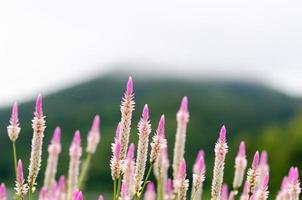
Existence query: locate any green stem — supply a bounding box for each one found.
[137,165,153,200]
[78,153,93,190]
[12,142,18,176]
[157,178,162,200]
[115,176,122,200]
[113,180,117,200]
[28,188,33,200]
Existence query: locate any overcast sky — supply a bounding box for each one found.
[1,0,302,106]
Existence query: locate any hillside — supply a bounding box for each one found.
[0,75,299,193]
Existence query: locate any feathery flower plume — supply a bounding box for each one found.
[165,178,174,200]
[232,141,247,192]
[144,182,156,200]
[39,187,47,200]
[44,127,62,191]
[7,102,21,142]
[174,159,189,200]
[110,123,123,181]
[257,151,269,189]
[134,105,152,194]
[247,151,259,196]
[221,184,228,200]
[276,167,301,200]
[254,173,269,200]
[67,131,82,200]
[0,183,7,200]
[98,194,104,200]
[240,181,249,200]
[28,94,46,194]
[191,150,206,200]
[122,143,136,199]
[86,115,101,154]
[15,160,28,198]
[120,76,135,159]
[211,125,228,200]
[120,181,130,200]
[150,115,166,164]
[172,97,189,179]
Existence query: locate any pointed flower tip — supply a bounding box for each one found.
[125,76,133,96]
[98,194,104,200]
[17,159,23,178]
[114,142,121,158]
[252,151,260,169]
[0,183,5,197]
[73,130,81,145]
[127,143,135,159]
[142,104,149,120]
[58,176,65,189]
[52,127,61,144]
[11,102,19,123]
[147,182,155,192]
[219,125,226,143]
[92,115,100,131]
[167,178,173,193]
[157,114,165,136]
[179,159,187,178]
[221,184,228,198]
[180,96,188,112]
[35,94,43,116]
[262,173,269,189]
[260,150,268,165]
[115,122,122,140]
[238,141,246,157]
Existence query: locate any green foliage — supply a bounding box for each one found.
[0,75,299,195]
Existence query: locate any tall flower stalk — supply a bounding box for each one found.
[79,115,101,189]
[15,160,28,199]
[232,141,247,195]
[191,150,206,200]
[120,77,135,159]
[67,131,82,200]
[211,125,228,200]
[174,159,189,200]
[134,105,152,195]
[257,151,269,189]
[27,94,46,199]
[122,143,136,199]
[7,102,21,176]
[172,97,189,179]
[246,151,260,197]
[43,127,62,192]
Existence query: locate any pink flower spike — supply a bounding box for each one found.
[114,142,121,160]
[243,181,249,195]
[73,130,81,145]
[11,102,19,124]
[98,194,104,200]
[39,187,47,199]
[58,176,66,191]
[52,127,61,144]
[147,182,155,192]
[0,183,6,198]
[73,191,83,200]
[221,184,228,200]
[167,178,173,193]
[115,122,122,141]
[127,143,135,159]
[180,96,188,112]
[17,159,24,182]
[142,104,149,121]
[92,115,100,131]
[238,141,246,157]
[218,125,226,143]
[126,76,133,96]
[252,151,260,169]
[261,173,269,190]
[35,94,43,116]
[260,151,268,165]
[157,115,165,137]
[179,159,187,179]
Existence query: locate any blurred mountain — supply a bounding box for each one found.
[0,74,299,193]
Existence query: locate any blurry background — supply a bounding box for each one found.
[0,0,302,198]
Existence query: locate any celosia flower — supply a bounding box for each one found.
[7,102,21,142]
[98,194,104,200]
[120,181,130,200]
[165,178,174,200]
[110,122,123,180]
[67,131,82,200]
[120,76,135,159]
[144,182,156,200]
[73,190,83,200]
[174,159,189,200]
[172,97,189,179]
[150,115,166,164]
[44,127,62,191]
[0,183,7,200]
[122,143,136,199]
[86,115,101,154]
[221,184,228,200]
[257,151,269,189]
[254,173,269,200]
[15,160,28,198]
[211,125,228,200]
[233,141,247,191]
[39,187,47,200]
[58,176,67,200]
[247,151,259,196]
[191,150,206,200]
[240,181,250,200]
[134,105,152,194]
[28,94,46,193]
[276,167,301,200]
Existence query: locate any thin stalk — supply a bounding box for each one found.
[28,188,33,200]
[78,153,93,190]
[12,142,18,176]
[137,165,153,200]
[116,176,122,200]
[113,180,117,200]
[157,178,163,200]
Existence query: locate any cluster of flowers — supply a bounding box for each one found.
[0,76,300,200]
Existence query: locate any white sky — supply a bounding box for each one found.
[1,0,302,106]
